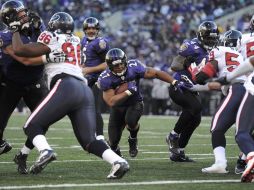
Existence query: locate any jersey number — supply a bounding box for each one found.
[62,43,81,65]
[246,41,254,58]
[225,52,240,72]
[38,33,51,44]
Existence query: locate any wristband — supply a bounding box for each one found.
[41,55,47,63]
[124,90,132,96]
[172,80,177,85]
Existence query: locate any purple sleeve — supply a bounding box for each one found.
[178,40,195,57]
[97,71,112,91]
[0,31,12,49]
[94,38,110,55]
[131,60,146,78]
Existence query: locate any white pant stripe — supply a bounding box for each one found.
[235,91,249,134]
[211,86,232,131]
[24,79,62,128]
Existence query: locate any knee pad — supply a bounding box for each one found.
[126,123,140,131]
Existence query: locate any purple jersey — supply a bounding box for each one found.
[98,59,146,106]
[0,26,45,86]
[81,36,110,85]
[174,38,208,83]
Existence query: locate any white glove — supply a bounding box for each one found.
[9,21,21,33]
[42,50,66,64]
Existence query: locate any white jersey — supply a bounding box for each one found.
[37,31,86,87]
[239,33,254,60]
[210,46,246,82]
[209,46,246,95]
[240,33,254,95]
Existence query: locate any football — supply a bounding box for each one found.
[115,83,128,94]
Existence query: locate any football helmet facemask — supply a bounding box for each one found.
[197,21,220,50]
[48,12,74,34]
[105,48,127,76]
[83,17,100,40]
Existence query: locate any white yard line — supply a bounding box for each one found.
[0,179,240,189]
[0,156,238,164]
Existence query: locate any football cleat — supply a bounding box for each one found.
[0,139,12,155]
[235,156,246,175]
[202,162,229,174]
[30,149,57,174]
[107,160,130,179]
[170,150,194,162]
[128,137,138,158]
[166,133,180,154]
[13,152,28,174]
[241,153,254,183]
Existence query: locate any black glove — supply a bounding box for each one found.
[213,76,230,85]
[127,81,138,95]
[28,11,42,29]
[172,80,193,93]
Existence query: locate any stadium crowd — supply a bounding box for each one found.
[1,0,254,116]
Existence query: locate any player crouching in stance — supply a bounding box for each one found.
[97,48,192,158]
[10,12,129,179]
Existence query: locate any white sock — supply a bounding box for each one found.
[240,153,246,160]
[96,135,105,140]
[102,149,125,164]
[32,135,52,152]
[213,146,227,164]
[20,145,31,155]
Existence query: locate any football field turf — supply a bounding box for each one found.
[0,114,253,189]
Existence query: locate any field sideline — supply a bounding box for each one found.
[0,114,253,190]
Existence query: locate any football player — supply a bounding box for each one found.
[11,12,130,179]
[0,0,63,175]
[166,21,220,162]
[192,30,246,173]
[81,17,109,140]
[97,48,192,158]
[215,16,254,182]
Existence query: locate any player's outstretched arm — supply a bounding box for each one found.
[12,31,50,57]
[82,62,107,75]
[144,67,175,83]
[226,57,254,81]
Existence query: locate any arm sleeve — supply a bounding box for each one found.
[227,58,254,81]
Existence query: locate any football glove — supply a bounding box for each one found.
[172,80,193,93]
[9,20,21,33]
[28,11,42,30]
[42,50,66,64]
[125,81,138,96]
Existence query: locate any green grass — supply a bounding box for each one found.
[0,114,252,189]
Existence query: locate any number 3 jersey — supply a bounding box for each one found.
[37,31,86,87]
